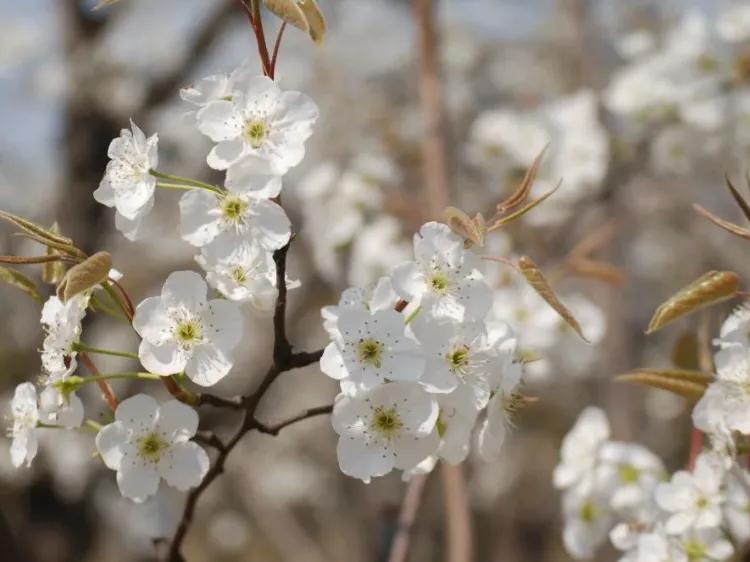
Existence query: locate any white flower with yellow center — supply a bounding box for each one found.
[320,307,425,395]
[561,488,614,559]
[133,271,243,387]
[655,452,725,535]
[196,74,318,174]
[179,168,290,252]
[93,120,158,240]
[553,407,611,494]
[594,442,665,513]
[95,394,209,503]
[392,222,491,322]
[332,382,439,482]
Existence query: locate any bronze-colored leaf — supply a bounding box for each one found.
[646,270,740,334]
[264,0,308,31]
[0,210,85,258]
[671,330,700,371]
[488,180,561,230]
[57,251,112,302]
[42,223,66,285]
[298,0,325,44]
[0,255,67,265]
[693,204,750,240]
[616,369,712,400]
[0,266,42,303]
[443,206,486,247]
[495,145,548,214]
[517,256,588,342]
[725,176,750,223]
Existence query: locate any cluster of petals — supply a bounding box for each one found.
[321,221,523,482]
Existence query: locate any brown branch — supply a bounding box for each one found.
[387,473,429,562]
[194,431,227,453]
[255,404,333,435]
[270,21,288,77]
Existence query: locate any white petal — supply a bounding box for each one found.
[112,178,155,220]
[158,442,209,491]
[320,343,349,380]
[178,190,222,247]
[115,393,159,433]
[161,271,208,311]
[133,296,172,344]
[249,199,292,250]
[394,431,440,470]
[95,421,129,470]
[196,100,239,141]
[11,428,37,468]
[115,210,148,241]
[117,461,161,502]
[225,164,281,196]
[156,400,199,442]
[336,436,394,482]
[202,299,244,352]
[185,343,233,386]
[93,177,115,207]
[207,139,245,170]
[139,339,187,376]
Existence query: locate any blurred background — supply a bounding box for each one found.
[1,0,750,560]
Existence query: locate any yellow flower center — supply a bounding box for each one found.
[371,407,402,439]
[446,347,470,374]
[221,196,248,224]
[357,339,383,368]
[231,267,247,284]
[429,273,450,294]
[175,319,202,347]
[137,433,167,462]
[618,464,640,484]
[243,119,268,148]
[579,501,597,523]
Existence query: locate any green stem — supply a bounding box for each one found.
[101,281,133,322]
[404,305,422,325]
[150,170,222,194]
[73,343,139,361]
[156,182,198,191]
[85,372,162,383]
[84,419,103,432]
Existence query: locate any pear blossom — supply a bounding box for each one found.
[655,452,725,535]
[40,293,89,382]
[133,271,244,387]
[38,386,84,429]
[196,74,318,173]
[476,353,523,462]
[618,526,733,562]
[595,442,665,513]
[320,307,425,394]
[391,222,491,322]
[95,394,209,502]
[409,313,516,407]
[195,238,278,311]
[715,304,750,348]
[321,276,400,339]
[93,121,158,240]
[553,407,611,493]
[9,383,40,468]
[562,489,614,559]
[179,167,289,252]
[331,382,439,482]
[180,59,254,119]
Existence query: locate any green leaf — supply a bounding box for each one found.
[0,266,42,302]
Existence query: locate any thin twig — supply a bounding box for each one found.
[255,404,334,435]
[270,21,287,77]
[387,474,429,562]
[78,352,118,411]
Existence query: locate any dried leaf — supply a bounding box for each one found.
[443,206,486,247]
[57,252,112,302]
[495,145,548,214]
[671,330,700,371]
[646,270,740,334]
[0,255,67,265]
[488,180,561,230]
[264,0,308,31]
[0,210,85,258]
[517,256,588,342]
[725,176,750,223]
[0,266,42,303]
[616,369,713,400]
[693,204,750,240]
[43,223,66,284]
[298,0,325,44]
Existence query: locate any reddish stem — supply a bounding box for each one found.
[79,352,118,411]
[688,428,703,470]
[270,21,287,77]
[109,277,135,320]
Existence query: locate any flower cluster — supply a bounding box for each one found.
[322,221,523,482]
[556,368,750,562]
[7,60,321,504]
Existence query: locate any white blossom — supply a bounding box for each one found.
[9,383,39,468]
[95,394,209,502]
[93,120,158,240]
[196,75,318,174]
[562,488,614,559]
[655,452,725,535]
[133,271,244,387]
[40,293,89,382]
[553,407,611,493]
[595,442,665,513]
[179,169,290,251]
[392,222,491,322]
[331,382,439,482]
